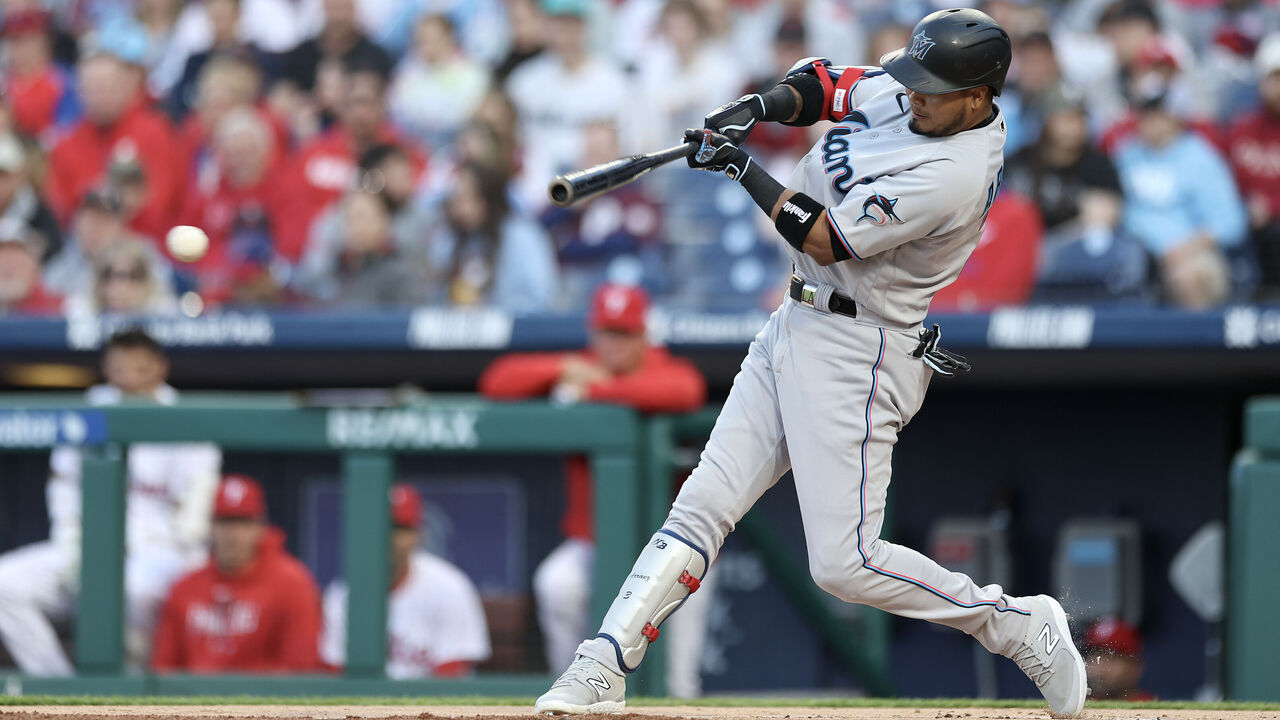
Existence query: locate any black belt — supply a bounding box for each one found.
[788,274,857,318]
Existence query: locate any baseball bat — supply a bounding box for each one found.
[548,139,698,207]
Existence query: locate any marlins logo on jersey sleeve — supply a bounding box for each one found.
[824,156,971,260]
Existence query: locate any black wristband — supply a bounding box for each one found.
[778,73,826,126]
[759,84,798,123]
[774,193,824,251]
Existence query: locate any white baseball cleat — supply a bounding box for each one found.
[534,655,626,715]
[1010,595,1087,718]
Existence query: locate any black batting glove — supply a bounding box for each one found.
[703,94,765,144]
[684,128,754,182]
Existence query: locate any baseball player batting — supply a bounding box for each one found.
[535,8,1087,717]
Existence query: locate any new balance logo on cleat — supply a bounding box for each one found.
[1038,623,1061,654]
[586,674,611,693]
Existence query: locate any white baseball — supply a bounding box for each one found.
[165,225,209,263]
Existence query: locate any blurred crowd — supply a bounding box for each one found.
[1,0,1280,320]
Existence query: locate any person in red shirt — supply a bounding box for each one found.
[151,475,322,673]
[286,63,426,240]
[1099,39,1221,155]
[0,232,62,316]
[177,107,304,304]
[1082,617,1156,702]
[45,49,183,242]
[930,189,1042,312]
[1225,35,1280,299]
[479,283,710,696]
[0,9,73,140]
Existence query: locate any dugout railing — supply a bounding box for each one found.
[0,394,641,697]
[1228,395,1280,701]
[0,394,897,698]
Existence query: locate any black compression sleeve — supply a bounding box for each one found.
[778,73,826,126]
[735,161,785,220]
[759,84,799,123]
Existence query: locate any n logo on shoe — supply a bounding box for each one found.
[586,673,611,693]
[1037,623,1060,654]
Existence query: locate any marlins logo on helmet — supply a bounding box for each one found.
[857,193,902,225]
[907,32,935,60]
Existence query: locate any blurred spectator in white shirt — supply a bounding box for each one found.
[633,0,745,152]
[374,0,508,68]
[493,0,546,82]
[388,14,490,152]
[505,0,628,213]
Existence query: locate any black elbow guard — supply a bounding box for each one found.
[778,73,826,127]
[775,193,825,251]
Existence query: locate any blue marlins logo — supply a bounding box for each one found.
[857,193,902,226]
[907,32,935,60]
[821,111,870,195]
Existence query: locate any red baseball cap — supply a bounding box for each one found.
[0,9,51,37]
[213,475,266,520]
[1083,617,1143,658]
[589,283,649,333]
[390,483,422,529]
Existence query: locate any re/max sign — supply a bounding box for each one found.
[325,409,479,449]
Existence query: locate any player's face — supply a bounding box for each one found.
[102,346,168,396]
[590,329,647,375]
[391,527,418,578]
[210,518,264,574]
[905,87,987,137]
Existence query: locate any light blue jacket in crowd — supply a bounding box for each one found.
[1114,131,1247,256]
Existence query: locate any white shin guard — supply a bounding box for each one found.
[596,529,708,673]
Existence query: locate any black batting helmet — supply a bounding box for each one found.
[880,8,1012,96]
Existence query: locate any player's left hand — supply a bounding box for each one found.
[684,129,752,180]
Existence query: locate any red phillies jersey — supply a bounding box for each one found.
[46,98,183,237]
[285,125,426,237]
[8,282,63,315]
[931,189,1042,312]
[5,66,69,138]
[151,528,322,672]
[480,347,706,539]
[1225,110,1280,218]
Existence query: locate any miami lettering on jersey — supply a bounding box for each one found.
[822,111,871,195]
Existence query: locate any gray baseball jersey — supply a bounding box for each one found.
[787,67,1006,329]
[576,65,1034,683]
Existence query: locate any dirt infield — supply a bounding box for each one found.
[2,706,1276,720]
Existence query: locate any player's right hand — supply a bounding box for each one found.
[684,129,754,182]
[703,94,764,144]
